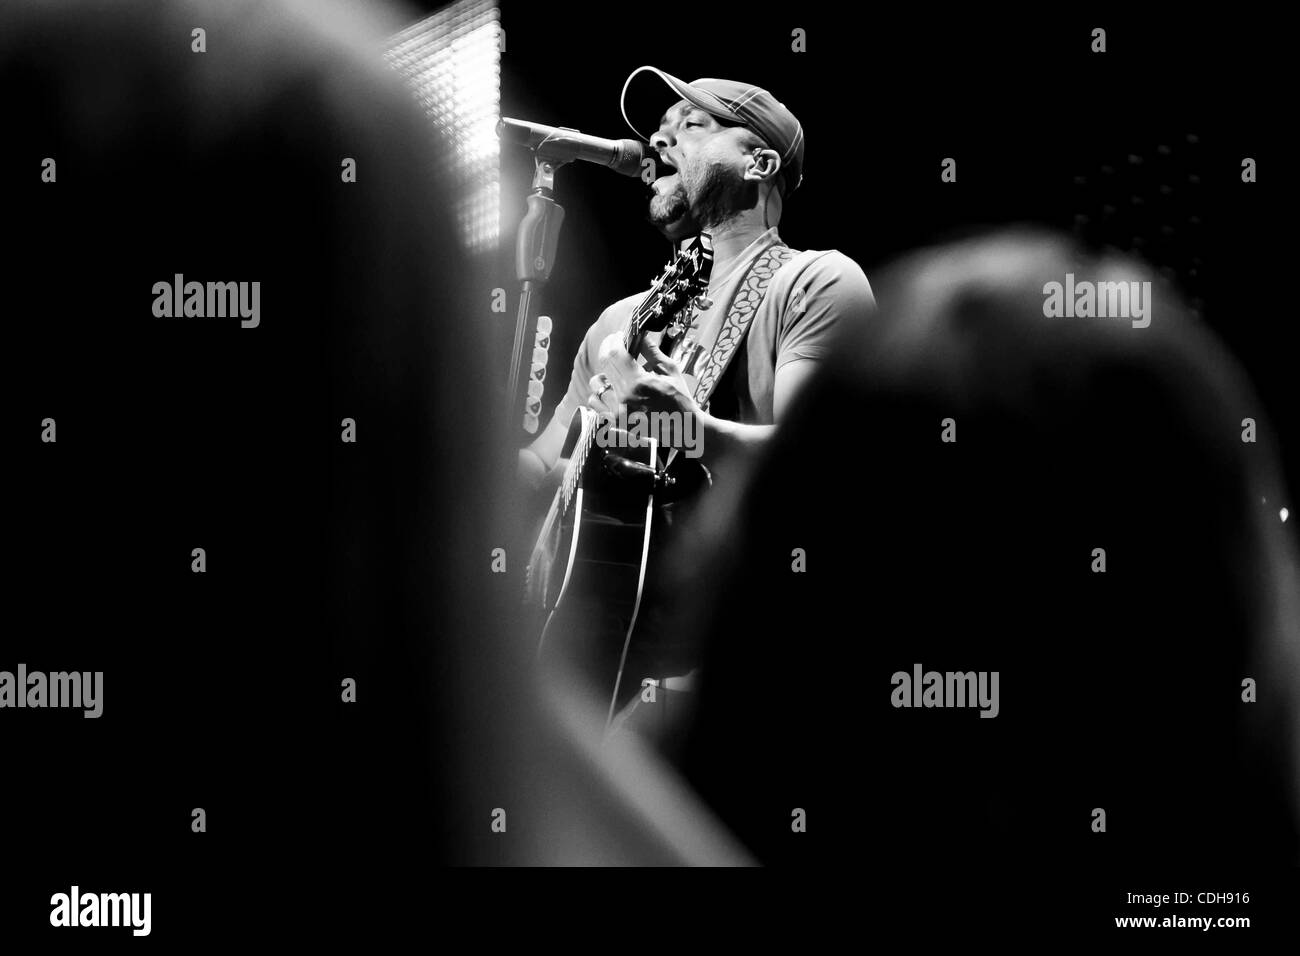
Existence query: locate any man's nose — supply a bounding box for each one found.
[650,129,674,155]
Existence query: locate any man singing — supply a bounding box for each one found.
[519,66,876,488]
[519,67,876,730]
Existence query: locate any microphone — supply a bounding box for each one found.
[497,117,645,177]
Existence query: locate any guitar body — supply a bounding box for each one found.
[523,236,715,722]
[526,406,709,718]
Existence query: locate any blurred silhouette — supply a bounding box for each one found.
[662,230,1300,868]
[3,3,749,935]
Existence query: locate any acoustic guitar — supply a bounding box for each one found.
[525,235,714,724]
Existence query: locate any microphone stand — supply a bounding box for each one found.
[506,156,566,443]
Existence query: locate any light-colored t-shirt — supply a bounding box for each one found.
[550,226,876,432]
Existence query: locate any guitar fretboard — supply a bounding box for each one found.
[559,409,597,515]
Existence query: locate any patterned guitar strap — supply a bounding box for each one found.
[691,240,797,410]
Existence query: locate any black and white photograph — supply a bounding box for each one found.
[3,0,1297,943]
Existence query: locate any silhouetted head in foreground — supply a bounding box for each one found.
[671,230,1300,868]
[4,1,751,898]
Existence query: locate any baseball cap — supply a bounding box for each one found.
[620,65,805,196]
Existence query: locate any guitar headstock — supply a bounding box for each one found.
[626,235,715,349]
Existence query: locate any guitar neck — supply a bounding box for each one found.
[623,306,655,356]
[622,236,712,358]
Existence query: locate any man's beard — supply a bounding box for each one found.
[647,162,759,237]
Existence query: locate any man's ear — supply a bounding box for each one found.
[744,147,782,186]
